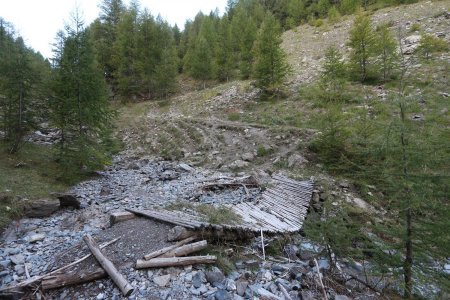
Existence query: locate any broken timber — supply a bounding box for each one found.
[127,175,313,234]
[144,236,197,260]
[42,268,107,290]
[83,235,134,296]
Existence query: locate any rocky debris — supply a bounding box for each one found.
[241,152,255,162]
[26,128,61,145]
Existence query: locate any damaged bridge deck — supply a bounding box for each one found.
[128,175,314,234]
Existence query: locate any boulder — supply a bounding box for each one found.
[288,153,308,168]
[52,193,81,209]
[153,274,171,287]
[241,153,255,162]
[23,199,60,218]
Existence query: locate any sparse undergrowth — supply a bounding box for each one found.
[0,142,74,230]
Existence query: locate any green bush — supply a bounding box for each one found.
[417,33,449,59]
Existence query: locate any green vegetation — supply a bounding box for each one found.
[0,142,75,228]
[166,201,242,225]
[416,33,449,59]
[253,13,291,94]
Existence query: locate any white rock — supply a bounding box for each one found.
[153,274,171,287]
[28,233,45,243]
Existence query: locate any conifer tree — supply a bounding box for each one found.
[252,13,291,93]
[216,16,235,81]
[50,11,113,171]
[91,0,125,89]
[231,6,258,79]
[285,0,306,28]
[320,45,346,100]
[347,13,377,81]
[112,6,140,98]
[0,19,47,153]
[375,24,398,81]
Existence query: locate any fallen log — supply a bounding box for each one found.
[83,235,133,296]
[143,236,197,260]
[136,255,217,269]
[42,268,106,290]
[160,240,207,258]
[0,238,119,292]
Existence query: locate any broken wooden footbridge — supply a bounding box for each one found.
[127,174,314,236]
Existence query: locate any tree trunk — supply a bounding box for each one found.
[83,235,133,296]
[404,207,413,299]
[42,268,106,290]
[143,236,197,260]
[136,255,216,269]
[159,240,207,258]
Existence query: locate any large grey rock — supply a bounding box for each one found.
[214,290,232,300]
[236,280,248,296]
[205,270,225,286]
[27,233,45,243]
[153,274,171,287]
[242,153,255,162]
[192,271,206,288]
[10,254,25,265]
[288,153,308,168]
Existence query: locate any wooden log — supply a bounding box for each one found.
[110,211,136,226]
[83,235,133,296]
[136,255,217,269]
[42,268,106,290]
[0,238,119,293]
[144,236,197,260]
[160,240,207,258]
[167,226,197,242]
[23,199,60,217]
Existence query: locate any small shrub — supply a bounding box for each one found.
[257,145,272,157]
[408,23,421,33]
[227,113,240,121]
[328,6,341,24]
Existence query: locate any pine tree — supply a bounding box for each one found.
[347,13,377,81]
[252,13,291,93]
[50,11,113,172]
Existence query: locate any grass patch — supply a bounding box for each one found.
[195,204,242,225]
[0,142,76,229]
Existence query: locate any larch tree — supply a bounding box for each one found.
[0,19,47,153]
[50,11,113,172]
[91,0,125,91]
[375,24,398,81]
[347,13,377,81]
[113,5,140,98]
[252,13,291,93]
